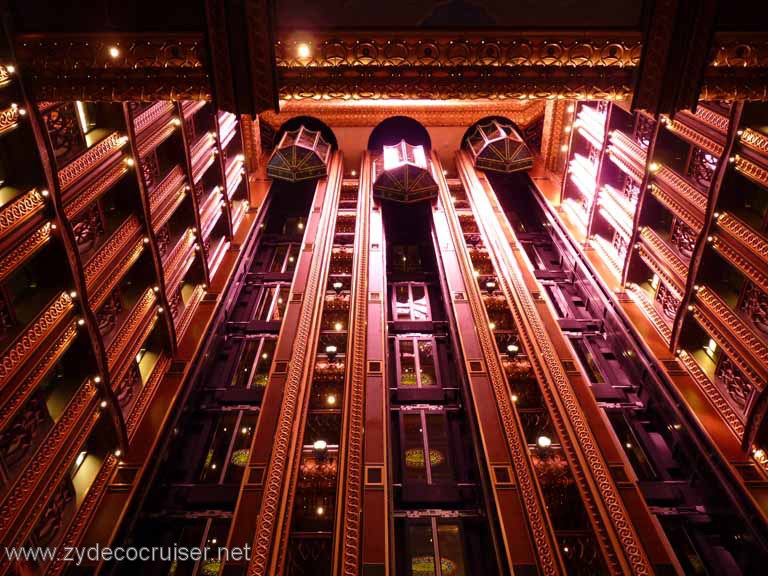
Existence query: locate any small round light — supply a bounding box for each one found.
[108,46,120,58]
[351,169,357,176]
[297,43,311,58]
[297,222,304,230]
[488,322,496,331]
[153,286,160,292]
[41,189,49,197]
[77,318,86,326]
[625,442,632,449]
[313,439,327,452]
[326,394,336,406]
[649,162,661,173]
[171,117,181,127]
[100,400,108,408]
[511,394,519,403]
[69,290,77,298]
[334,322,343,331]
[114,449,122,457]
[507,344,519,353]
[567,105,575,113]
[6,65,14,74]
[262,352,269,359]
[125,157,135,167]
[316,505,325,516]
[143,237,150,244]
[560,144,568,152]
[94,376,102,383]
[537,435,552,449]
[158,307,164,313]
[242,427,249,435]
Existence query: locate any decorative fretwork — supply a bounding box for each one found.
[634,114,655,149]
[740,282,768,338]
[0,189,45,240]
[72,203,104,252]
[622,178,640,206]
[687,147,718,189]
[32,478,75,548]
[655,282,680,321]
[0,394,49,471]
[716,355,753,411]
[41,103,84,165]
[612,231,628,262]
[115,361,142,418]
[740,128,768,157]
[169,288,183,321]
[95,289,124,338]
[156,225,171,258]
[670,218,697,260]
[139,152,160,189]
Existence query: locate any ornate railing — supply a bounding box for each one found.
[57,132,128,191]
[218,111,237,149]
[0,292,73,389]
[734,155,768,188]
[64,162,128,220]
[225,155,244,198]
[697,286,768,377]
[106,287,157,374]
[654,166,707,213]
[83,214,143,290]
[627,283,672,343]
[597,189,632,237]
[182,100,206,119]
[90,239,145,310]
[148,165,185,214]
[688,106,729,134]
[133,101,174,135]
[648,180,704,231]
[0,105,19,136]
[740,128,768,157]
[716,213,768,266]
[606,136,644,182]
[174,284,205,340]
[163,228,196,292]
[663,118,724,157]
[0,189,45,241]
[0,223,52,282]
[638,227,687,294]
[136,120,177,158]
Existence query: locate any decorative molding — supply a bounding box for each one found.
[0,105,19,136]
[627,283,672,344]
[0,379,98,547]
[689,106,729,134]
[716,213,768,268]
[90,240,145,309]
[678,350,745,440]
[664,119,724,157]
[58,132,127,191]
[137,121,177,158]
[638,228,687,295]
[106,288,157,372]
[276,34,642,68]
[0,65,13,88]
[0,223,52,282]
[0,292,73,389]
[133,101,175,135]
[648,181,704,231]
[173,285,204,341]
[125,354,170,439]
[64,162,129,220]
[46,455,118,576]
[697,286,768,378]
[264,100,545,129]
[0,189,45,240]
[691,309,764,392]
[606,145,644,183]
[0,322,78,433]
[712,235,768,293]
[654,167,708,213]
[734,155,768,188]
[15,34,209,102]
[740,128,768,157]
[163,228,196,291]
[710,34,768,68]
[84,214,143,290]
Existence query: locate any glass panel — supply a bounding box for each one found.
[251,339,275,388]
[395,285,411,320]
[408,523,436,576]
[411,284,429,320]
[224,413,257,484]
[285,245,299,273]
[270,245,288,272]
[399,340,417,387]
[437,522,467,576]
[418,340,437,387]
[272,286,287,321]
[199,414,238,483]
[425,413,451,482]
[257,287,277,321]
[402,414,427,481]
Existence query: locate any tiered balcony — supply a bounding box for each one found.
[207,235,230,278]
[218,111,238,149]
[739,128,768,159]
[637,227,687,297]
[0,188,46,247]
[0,103,20,137]
[651,167,707,230]
[133,101,175,137]
[596,185,633,238]
[573,104,605,149]
[173,284,205,340]
[182,100,206,119]
[0,291,75,390]
[163,228,197,294]
[136,116,178,159]
[149,165,187,229]
[627,283,672,343]
[693,286,768,395]
[190,133,216,183]
[225,154,245,199]
[0,222,52,283]
[733,154,768,189]
[106,287,159,377]
[199,186,225,240]
[590,234,624,277]
[57,132,129,192]
[63,160,129,220]
[662,116,724,157]
[606,130,646,182]
[567,153,597,202]
[83,214,144,297]
[230,199,248,234]
[712,213,768,293]
[681,106,729,137]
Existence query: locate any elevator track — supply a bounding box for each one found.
[489,172,768,575]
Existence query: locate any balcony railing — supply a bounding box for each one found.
[596,188,633,237]
[734,154,768,188]
[0,223,52,282]
[0,291,74,389]
[182,100,206,119]
[136,119,178,158]
[218,111,238,149]
[696,286,768,381]
[0,189,45,243]
[638,227,687,295]
[149,165,186,227]
[740,128,768,158]
[57,132,128,192]
[627,283,671,344]
[225,155,245,198]
[83,214,143,292]
[650,168,706,230]
[606,133,645,183]
[190,133,216,183]
[63,161,129,220]
[106,287,158,375]
[133,101,175,136]
[163,228,197,292]
[663,117,724,157]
